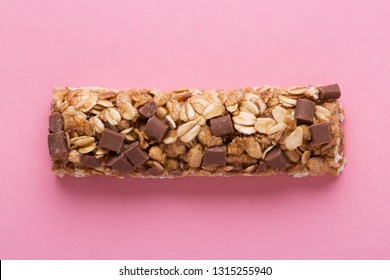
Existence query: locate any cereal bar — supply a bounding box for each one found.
[48,84,346,177]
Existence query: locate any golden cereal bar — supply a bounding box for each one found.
[48,85,346,178]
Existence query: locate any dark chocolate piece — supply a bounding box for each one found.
[49,112,64,133]
[318,84,341,100]
[144,116,169,142]
[264,146,289,171]
[310,122,332,145]
[139,101,157,118]
[80,155,103,168]
[108,154,134,172]
[203,146,226,167]
[295,99,316,125]
[123,141,149,167]
[256,161,268,173]
[210,115,234,137]
[48,131,68,159]
[99,129,125,153]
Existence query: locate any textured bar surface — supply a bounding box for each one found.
[49,85,346,178]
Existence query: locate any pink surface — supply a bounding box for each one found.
[1,0,389,260]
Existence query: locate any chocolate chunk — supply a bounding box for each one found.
[144,116,169,142]
[318,84,341,100]
[108,154,134,172]
[256,161,268,173]
[264,146,289,171]
[210,115,234,137]
[99,129,125,153]
[294,99,316,125]
[139,101,157,118]
[203,146,226,167]
[48,131,68,159]
[49,112,64,133]
[310,122,332,145]
[123,141,149,167]
[80,155,103,168]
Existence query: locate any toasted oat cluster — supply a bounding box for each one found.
[48,85,346,178]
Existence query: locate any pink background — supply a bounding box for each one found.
[1,0,389,259]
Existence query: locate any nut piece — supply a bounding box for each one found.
[68,150,81,163]
[153,90,172,106]
[285,127,303,151]
[197,127,223,147]
[301,150,311,165]
[149,146,166,164]
[184,144,204,168]
[166,158,180,170]
[226,154,257,165]
[156,107,168,119]
[227,137,244,155]
[163,142,187,157]
[242,137,262,159]
[254,118,276,134]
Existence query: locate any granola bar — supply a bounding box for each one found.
[48,84,346,178]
